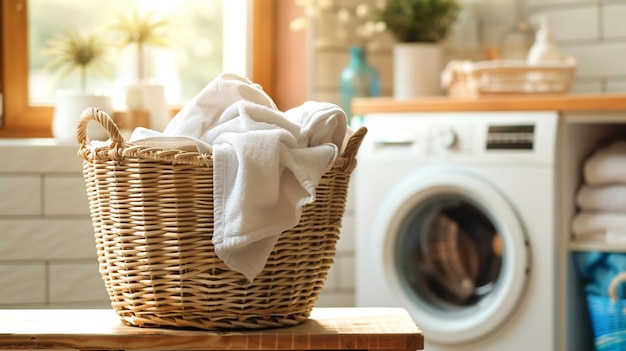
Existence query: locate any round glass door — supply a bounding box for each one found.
[374,166,529,344]
[396,194,503,312]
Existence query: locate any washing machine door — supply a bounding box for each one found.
[372,165,529,345]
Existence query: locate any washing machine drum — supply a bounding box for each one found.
[400,195,503,308]
[374,167,529,345]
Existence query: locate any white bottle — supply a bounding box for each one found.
[526,17,563,64]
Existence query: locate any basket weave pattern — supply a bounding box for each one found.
[445,60,575,96]
[587,272,626,350]
[77,108,366,330]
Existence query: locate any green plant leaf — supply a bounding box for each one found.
[109,5,171,49]
[108,4,172,81]
[379,0,460,43]
[42,29,113,93]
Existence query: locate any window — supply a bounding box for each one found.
[0,0,274,137]
[29,0,225,105]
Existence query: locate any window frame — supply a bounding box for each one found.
[0,0,274,138]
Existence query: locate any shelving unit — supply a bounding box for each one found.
[562,111,626,253]
[559,111,626,351]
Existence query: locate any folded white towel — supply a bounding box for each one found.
[570,231,609,243]
[130,73,348,282]
[584,140,626,185]
[576,184,626,212]
[571,211,626,238]
[570,230,626,243]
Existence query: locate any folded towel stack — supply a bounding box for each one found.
[571,140,626,242]
[128,73,350,283]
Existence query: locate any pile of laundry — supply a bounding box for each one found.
[127,73,351,283]
[572,140,626,243]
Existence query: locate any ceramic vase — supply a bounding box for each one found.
[393,43,443,98]
[339,46,381,121]
[52,92,113,143]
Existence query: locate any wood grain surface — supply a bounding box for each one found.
[352,94,626,114]
[0,308,423,351]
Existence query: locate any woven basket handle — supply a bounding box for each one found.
[337,126,367,173]
[76,107,125,148]
[608,271,626,301]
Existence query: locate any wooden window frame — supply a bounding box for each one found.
[0,0,274,138]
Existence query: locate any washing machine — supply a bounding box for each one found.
[355,111,561,350]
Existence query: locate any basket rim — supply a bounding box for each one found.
[77,107,367,172]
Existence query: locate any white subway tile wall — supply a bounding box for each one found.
[48,262,109,304]
[541,6,599,41]
[0,175,41,216]
[0,140,356,308]
[311,0,626,105]
[0,141,104,308]
[0,264,46,305]
[43,175,91,216]
[604,3,626,38]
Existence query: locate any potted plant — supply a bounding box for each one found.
[379,0,460,97]
[109,5,171,131]
[43,29,113,141]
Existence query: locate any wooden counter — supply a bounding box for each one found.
[0,308,423,351]
[352,94,626,114]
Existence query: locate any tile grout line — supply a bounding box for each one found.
[40,173,45,218]
[44,260,50,306]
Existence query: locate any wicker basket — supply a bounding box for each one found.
[443,59,576,97]
[76,107,367,330]
[587,272,626,350]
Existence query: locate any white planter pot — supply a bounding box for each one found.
[393,43,444,98]
[53,93,113,143]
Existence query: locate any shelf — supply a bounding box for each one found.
[564,111,626,123]
[569,240,626,252]
[352,94,626,115]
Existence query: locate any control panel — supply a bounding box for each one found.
[486,125,535,150]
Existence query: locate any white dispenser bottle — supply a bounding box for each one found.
[527,17,564,64]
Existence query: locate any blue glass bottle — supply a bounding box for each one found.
[339,46,380,123]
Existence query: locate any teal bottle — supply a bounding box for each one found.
[339,46,380,122]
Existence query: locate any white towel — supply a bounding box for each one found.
[284,101,349,151]
[570,231,609,243]
[584,140,626,185]
[576,184,626,212]
[129,73,348,282]
[571,211,626,238]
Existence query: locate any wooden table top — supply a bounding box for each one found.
[0,308,423,351]
[352,94,626,114]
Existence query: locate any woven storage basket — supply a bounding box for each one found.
[587,272,626,350]
[76,107,367,330]
[443,59,576,97]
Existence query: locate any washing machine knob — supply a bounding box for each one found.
[435,127,458,149]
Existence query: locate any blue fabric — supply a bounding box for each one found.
[575,252,626,297]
